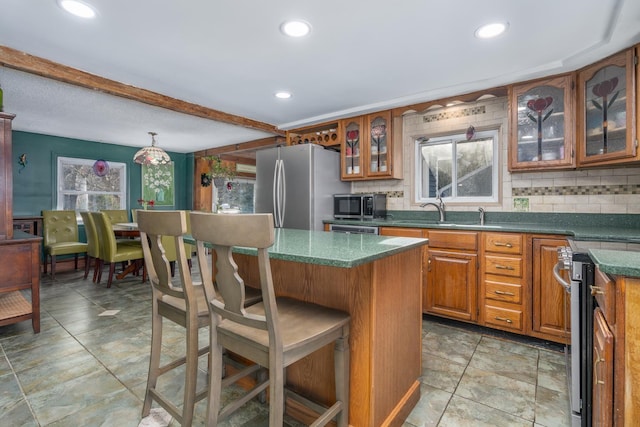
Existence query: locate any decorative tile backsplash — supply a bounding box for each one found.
[422,106,486,123]
[514,184,640,197]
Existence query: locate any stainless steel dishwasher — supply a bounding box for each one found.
[328,223,379,235]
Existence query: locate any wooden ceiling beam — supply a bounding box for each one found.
[194,136,285,157]
[0,45,284,136]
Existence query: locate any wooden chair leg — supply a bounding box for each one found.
[107,263,116,288]
[206,338,224,426]
[142,304,163,418]
[74,253,79,270]
[44,254,48,274]
[335,334,350,427]
[97,260,103,283]
[93,259,101,283]
[269,362,285,427]
[182,322,199,426]
[51,255,56,280]
[84,256,92,279]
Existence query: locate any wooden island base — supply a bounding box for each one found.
[234,245,423,427]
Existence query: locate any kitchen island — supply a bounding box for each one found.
[197,228,428,427]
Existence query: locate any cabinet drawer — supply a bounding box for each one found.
[428,230,477,251]
[485,279,523,304]
[379,227,425,238]
[484,255,522,278]
[484,304,523,331]
[483,232,523,255]
[593,267,615,326]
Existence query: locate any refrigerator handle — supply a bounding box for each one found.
[274,159,284,228]
[272,159,278,226]
[280,159,286,228]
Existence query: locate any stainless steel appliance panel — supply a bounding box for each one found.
[256,144,349,231]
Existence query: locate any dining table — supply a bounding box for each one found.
[112,222,143,279]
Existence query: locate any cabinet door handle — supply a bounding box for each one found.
[594,346,605,385]
[427,257,432,272]
[495,316,513,324]
[493,242,513,248]
[494,290,515,296]
[590,285,604,296]
[495,264,515,270]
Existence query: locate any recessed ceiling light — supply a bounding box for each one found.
[58,0,97,18]
[280,20,311,37]
[275,91,292,99]
[475,22,508,39]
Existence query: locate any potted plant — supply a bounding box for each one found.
[200,156,236,188]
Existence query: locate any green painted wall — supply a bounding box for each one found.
[12,130,194,217]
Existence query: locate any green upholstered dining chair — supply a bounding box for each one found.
[101,209,129,224]
[137,210,209,426]
[190,212,350,427]
[42,210,88,280]
[79,211,101,282]
[90,212,145,288]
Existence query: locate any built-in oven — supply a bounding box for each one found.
[554,245,594,427]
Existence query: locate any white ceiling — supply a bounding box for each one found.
[1,0,639,154]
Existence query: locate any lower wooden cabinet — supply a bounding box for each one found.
[592,306,614,427]
[480,232,527,333]
[425,249,478,321]
[531,237,570,342]
[424,230,478,322]
[360,226,574,344]
[591,269,640,426]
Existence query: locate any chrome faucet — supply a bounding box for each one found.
[478,207,485,225]
[420,196,446,222]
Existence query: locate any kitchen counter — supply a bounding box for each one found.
[326,211,640,244]
[589,249,640,278]
[187,227,427,426]
[228,227,427,268]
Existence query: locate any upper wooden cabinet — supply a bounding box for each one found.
[577,47,638,167]
[341,110,402,180]
[509,74,575,171]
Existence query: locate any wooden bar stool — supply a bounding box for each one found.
[190,212,351,427]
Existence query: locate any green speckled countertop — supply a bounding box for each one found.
[185,228,427,268]
[326,211,640,242]
[326,211,640,278]
[589,249,640,278]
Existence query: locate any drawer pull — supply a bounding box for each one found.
[590,285,604,296]
[495,264,515,270]
[594,347,605,385]
[495,316,513,324]
[493,242,513,248]
[494,290,515,296]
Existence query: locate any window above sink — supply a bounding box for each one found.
[415,128,499,205]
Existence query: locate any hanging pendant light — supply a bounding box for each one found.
[133,132,171,165]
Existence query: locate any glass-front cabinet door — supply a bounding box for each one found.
[365,110,392,178]
[509,74,575,171]
[341,117,364,179]
[577,48,637,166]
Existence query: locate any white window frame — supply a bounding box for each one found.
[56,156,127,213]
[213,177,256,213]
[414,129,499,204]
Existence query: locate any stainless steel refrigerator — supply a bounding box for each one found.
[255,144,350,231]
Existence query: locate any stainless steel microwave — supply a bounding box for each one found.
[333,194,387,220]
